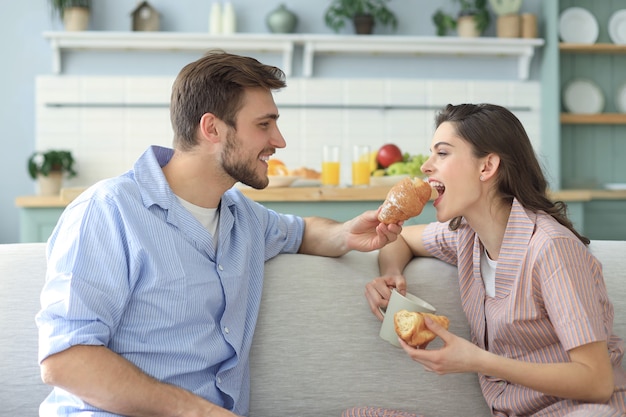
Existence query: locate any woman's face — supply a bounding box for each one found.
[421,121,485,223]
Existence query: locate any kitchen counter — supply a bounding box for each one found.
[15,186,626,243]
[14,186,626,208]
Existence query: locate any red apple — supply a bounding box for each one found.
[377,144,404,168]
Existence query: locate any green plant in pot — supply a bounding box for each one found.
[48,0,91,31]
[324,0,398,35]
[433,0,491,37]
[28,150,77,196]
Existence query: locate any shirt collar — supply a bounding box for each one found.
[133,145,177,211]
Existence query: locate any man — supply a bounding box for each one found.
[36,50,401,417]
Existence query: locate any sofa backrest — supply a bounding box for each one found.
[0,243,50,416]
[0,240,624,416]
[589,240,626,340]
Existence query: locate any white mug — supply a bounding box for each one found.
[379,289,436,347]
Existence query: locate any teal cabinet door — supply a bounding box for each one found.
[19,208,65,243]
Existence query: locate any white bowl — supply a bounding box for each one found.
[267,175,300,188]
[369,175,409,187]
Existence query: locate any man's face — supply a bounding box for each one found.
[221,88,286,189]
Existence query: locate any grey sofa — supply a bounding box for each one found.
[1,241,625,416]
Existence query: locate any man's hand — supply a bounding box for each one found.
[345,210,402,252]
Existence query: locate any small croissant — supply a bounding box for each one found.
[378,177,432,224]
[394,310,450,347]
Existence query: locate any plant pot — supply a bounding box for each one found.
[63,7,90,31]
[353,14,375,35]
[457,15,480,38]
[496,14,521,38]
[37,172,63,196]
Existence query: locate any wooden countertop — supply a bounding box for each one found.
[15,186,626,208]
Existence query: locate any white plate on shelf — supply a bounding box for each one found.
[562,79,605,114]
[616,83,626,113]
[559,7,599,44]
[604,183,626,191]
[609,9,626,44]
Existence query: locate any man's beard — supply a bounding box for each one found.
[222,128,270,189]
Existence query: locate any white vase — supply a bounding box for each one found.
[37,172,63,196]
[209,2,222,34]
[222,2,236,34]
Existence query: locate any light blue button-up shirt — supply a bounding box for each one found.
[36,146,304,416]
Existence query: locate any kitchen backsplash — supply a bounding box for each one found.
[36,76,540,187]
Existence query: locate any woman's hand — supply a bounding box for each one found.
[365,275,407,321]
[398,315,482,374]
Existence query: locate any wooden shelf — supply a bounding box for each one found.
[43,31,544,79]
[559,43,626,54]
[560,113,626,124]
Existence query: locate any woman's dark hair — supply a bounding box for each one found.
[170,49,286,150]
[436,103,589,245]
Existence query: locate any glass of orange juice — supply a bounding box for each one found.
[352,145,370,187]
[322,145,341,186]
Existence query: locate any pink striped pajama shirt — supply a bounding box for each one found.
[345,199,625,417]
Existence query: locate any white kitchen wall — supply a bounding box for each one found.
[36,76,540,187]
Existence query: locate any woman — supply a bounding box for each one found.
[345,104,626,417]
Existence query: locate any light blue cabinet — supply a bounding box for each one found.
[546,1,626,189]
[19,208,65,243]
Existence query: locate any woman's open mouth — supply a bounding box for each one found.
[429,180,445,206]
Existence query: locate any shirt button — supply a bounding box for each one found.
[224,326,230,334]
[217,377,222,384]
[218,264,224,271]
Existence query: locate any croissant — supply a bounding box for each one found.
[378,177,432,224]
[394,310,450,347]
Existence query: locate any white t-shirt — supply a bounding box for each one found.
[177,196,220,243]
[480,248,497,297]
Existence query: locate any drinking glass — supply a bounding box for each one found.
[321,145,341,187]
[352,145,370,187]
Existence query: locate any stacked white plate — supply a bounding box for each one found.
[559,7,599,44]
[562,79,605,114]
[616,83,626,113]
[609,9,626,44]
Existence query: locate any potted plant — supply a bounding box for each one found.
[489,0,523,38]
[28,150,77,196]
[48,0,91,31]
[433,0,491,37]
[324,0,398,35]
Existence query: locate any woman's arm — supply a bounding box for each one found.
[480,340,615,403]
[402,318,615,403]
[366,224,432,320]
[41,345,239,417]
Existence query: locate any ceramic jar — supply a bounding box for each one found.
[266,4,298,34]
